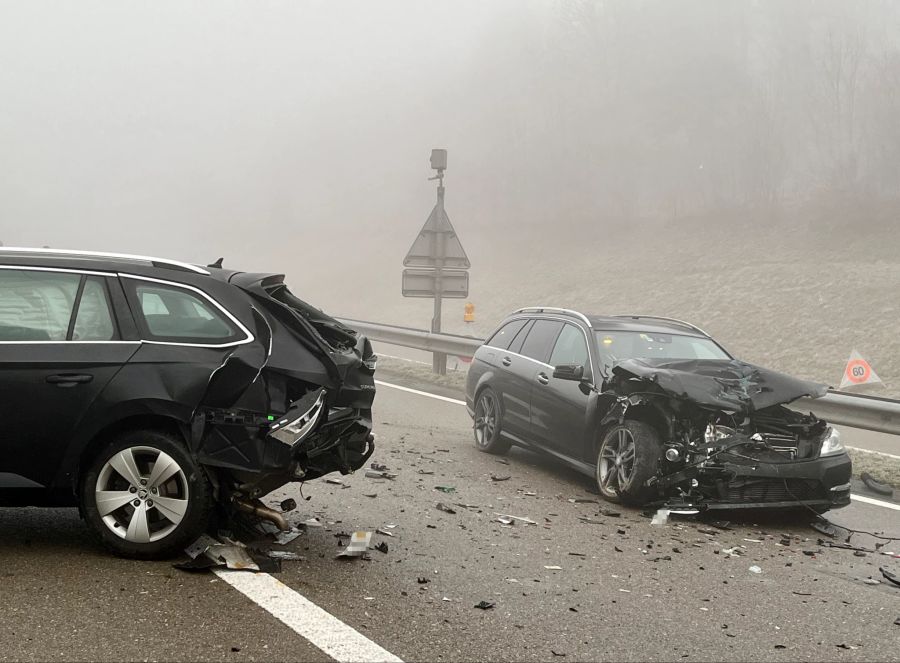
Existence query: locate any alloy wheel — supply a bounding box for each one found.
[94,446,190,544]
[474,392,497,447]
[597,428,637,498]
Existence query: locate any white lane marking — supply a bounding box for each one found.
[214,569,403,663]
[850,494,900,511]
[846,445,900,461]
[376,380,900,513]
[375,380,466,406]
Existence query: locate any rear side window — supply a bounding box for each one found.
[125,280,243,344]
[487,319,528,350]
[519,320,564,363]
[72,277,116,341]
[0,269,80,341]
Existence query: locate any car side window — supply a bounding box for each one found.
[549,323,592,380]
[127,281,242,343]
[0,269,80,341]
[507,319,534,354]
[487,319,528,350]
[72,277,117,341]
[519,320,564,363]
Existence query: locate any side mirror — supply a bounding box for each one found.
[552,363,584,381]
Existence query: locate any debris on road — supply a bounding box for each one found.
[376,528,395,537]
[495,513,537,525]
[371,462,389,472]
[496,515,514,525]
[861,472,894,497]
[374,541,389,554]
[435,485,456,494]
[748,565,762,574]
[274,529,303,545]
[490,474,511,482]
[336,531,373,558]
[474,600,495,610]
[544,565,563,570]
[436,502,457,514]
[650,509,669,526]
[880,567,900,588]
[366,470,397,480]
[417,577,430,584]
[599,508,621,518]
[325,478,345,485]
[267,551,305,561]
[578,517,604,525]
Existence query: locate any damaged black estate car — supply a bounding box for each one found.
[466,308,851,513]
[0,248,375,557]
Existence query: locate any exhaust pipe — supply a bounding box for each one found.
[232,497,290,531]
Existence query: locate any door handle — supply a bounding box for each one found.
[501,357,512,367]
[537,372,550,385]
[46,373,94,386]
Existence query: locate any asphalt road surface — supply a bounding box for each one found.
[1,373,898,662]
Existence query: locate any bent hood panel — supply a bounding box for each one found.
[610,358,828,413]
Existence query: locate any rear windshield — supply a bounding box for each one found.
[594,330,729,373]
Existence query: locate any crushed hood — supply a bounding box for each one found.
[609,358,828,413]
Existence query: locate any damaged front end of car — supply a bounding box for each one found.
[602,358,852,512]
[186,274,376,527]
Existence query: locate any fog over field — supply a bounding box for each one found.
[2,1,900,390]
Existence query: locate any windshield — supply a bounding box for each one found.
[594,330,730,375]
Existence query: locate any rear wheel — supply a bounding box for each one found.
[81,429,213,559]
[473,388,511,455]
[596,420,662,505]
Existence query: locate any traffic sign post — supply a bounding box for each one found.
[403,149,470,375]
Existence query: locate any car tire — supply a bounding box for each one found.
[596,420,662,506]
[81,429,213,559]
[473,388,511,455]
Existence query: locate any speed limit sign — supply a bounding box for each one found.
[839,349,882,389]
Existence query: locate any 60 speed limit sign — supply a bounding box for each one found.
[839,350,882,389]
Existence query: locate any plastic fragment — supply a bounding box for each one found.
[491,474,511,482]
[651,509,669,526]
[748,565,762,574]
[336,531,372,558]
[435,485,456,493]
[436,502,456,514]
[474,600,495,610]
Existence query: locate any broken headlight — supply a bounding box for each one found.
[819,426,845,457]
[269,389,326,447]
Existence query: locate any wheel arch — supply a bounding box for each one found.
[68,409,191,496]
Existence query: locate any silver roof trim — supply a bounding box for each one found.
[611,314,709,337]
[513,307,593,329]
[0,247,210,275]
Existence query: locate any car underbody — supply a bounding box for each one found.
[601,358,852,511]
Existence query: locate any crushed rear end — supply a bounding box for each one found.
[188,272,376,509]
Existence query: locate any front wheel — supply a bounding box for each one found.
[473,388,511,455]
[596,420,662,505]
[81,429,213,559]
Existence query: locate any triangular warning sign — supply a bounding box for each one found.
[403,203,470,269]
[839,349,883,389]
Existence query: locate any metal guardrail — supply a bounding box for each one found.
[339,318,900,437]
[337,318,481,357]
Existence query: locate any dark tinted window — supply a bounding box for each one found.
[519,320,564,363]
[549,323,592,380]
[124,279,244,344]
[487,319,528,350]
[508,319,534,354]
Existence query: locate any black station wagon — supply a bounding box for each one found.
[466,307,851,513]
[0,247,375,557]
